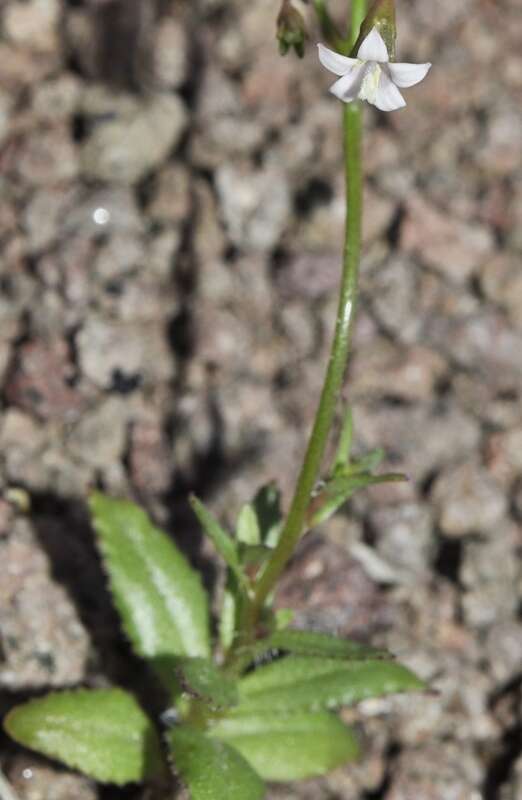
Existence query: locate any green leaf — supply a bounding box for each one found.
[347,447,385,474]
[175,658,238,709]
[236,503,261,545]
[4,689,163,785]
[168,726,265,800]
[233,657,425,714]
[232,630,387,673]
[309,471,406,527]
[189,495,247,588]
[89,493,210,666]
[210,711,359,781]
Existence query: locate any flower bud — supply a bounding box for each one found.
[352,0,396,60]
[277,0,307,58]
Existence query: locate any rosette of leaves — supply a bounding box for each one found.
[4,463,423,799]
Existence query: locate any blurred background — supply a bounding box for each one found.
[0,0,521,797]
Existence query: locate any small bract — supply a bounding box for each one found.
[318,27,431,111]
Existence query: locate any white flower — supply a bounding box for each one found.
[318,27,431,111]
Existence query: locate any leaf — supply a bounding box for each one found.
[347,447,385,474]
[267,629,388,660]
[189,495,247,588]
[308,471,406,527]
[233,657,425,714]
[89,493,210,667]
[175,658,238,709]
[210,711,359,781]
[168,726,265,800]
[236,504,261,546]
[4,689,163,785]
[232,630,388,674]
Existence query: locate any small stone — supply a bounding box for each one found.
[94,234,145,281]
[401,194,494,284]
[129,415,172,495]
[385,742,483,799]
[432,461,507,537]
[0,42,58,92]
[147,228,182,281]
[192,68,264,167]
[63,187,143,237]
[81,90,187,184]
[193,179,227,266]
[77,315,173,389]
[215,160,290,251]
[5,339,85,423]
[153,18,188,89]
[478,109,522,176]
[98,274,173,323]
[371,503,435,580]
[23,187,78,252]
[276,251,340,301]
[16,124,79,186]
[30,74,81,121]
[483,427,522,486]
[350,341,447,402]
[0,518,89,688]
[485,622,522,684]
[479,254,522,332]
[461,523,520,627]
[66,397,128,470]
[426,312,522,393]
[3,0,60,54]
[147,163,191,225]
[355,405,481,483]
[8,758,97,800]
[367,256,421,343]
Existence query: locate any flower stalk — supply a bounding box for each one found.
[239,0,368,637]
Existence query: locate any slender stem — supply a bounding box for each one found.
[245,0,367,628]
[0,768,21,800]
[347,0,368,50]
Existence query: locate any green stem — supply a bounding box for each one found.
[245,0,367,630]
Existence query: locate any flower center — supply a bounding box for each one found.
[358,62,382,104]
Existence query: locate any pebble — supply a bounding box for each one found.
[81,91,187,183]
[432,461,508,538]
[215,160,290,252]
[76,315,173,389]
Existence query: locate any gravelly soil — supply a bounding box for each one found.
[0,1,521,798]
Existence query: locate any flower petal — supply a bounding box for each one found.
[329,67,364,103]
[357,27,389,63]
[317,43,358,76]
[387,61,432,88]
[373,69,406,111]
